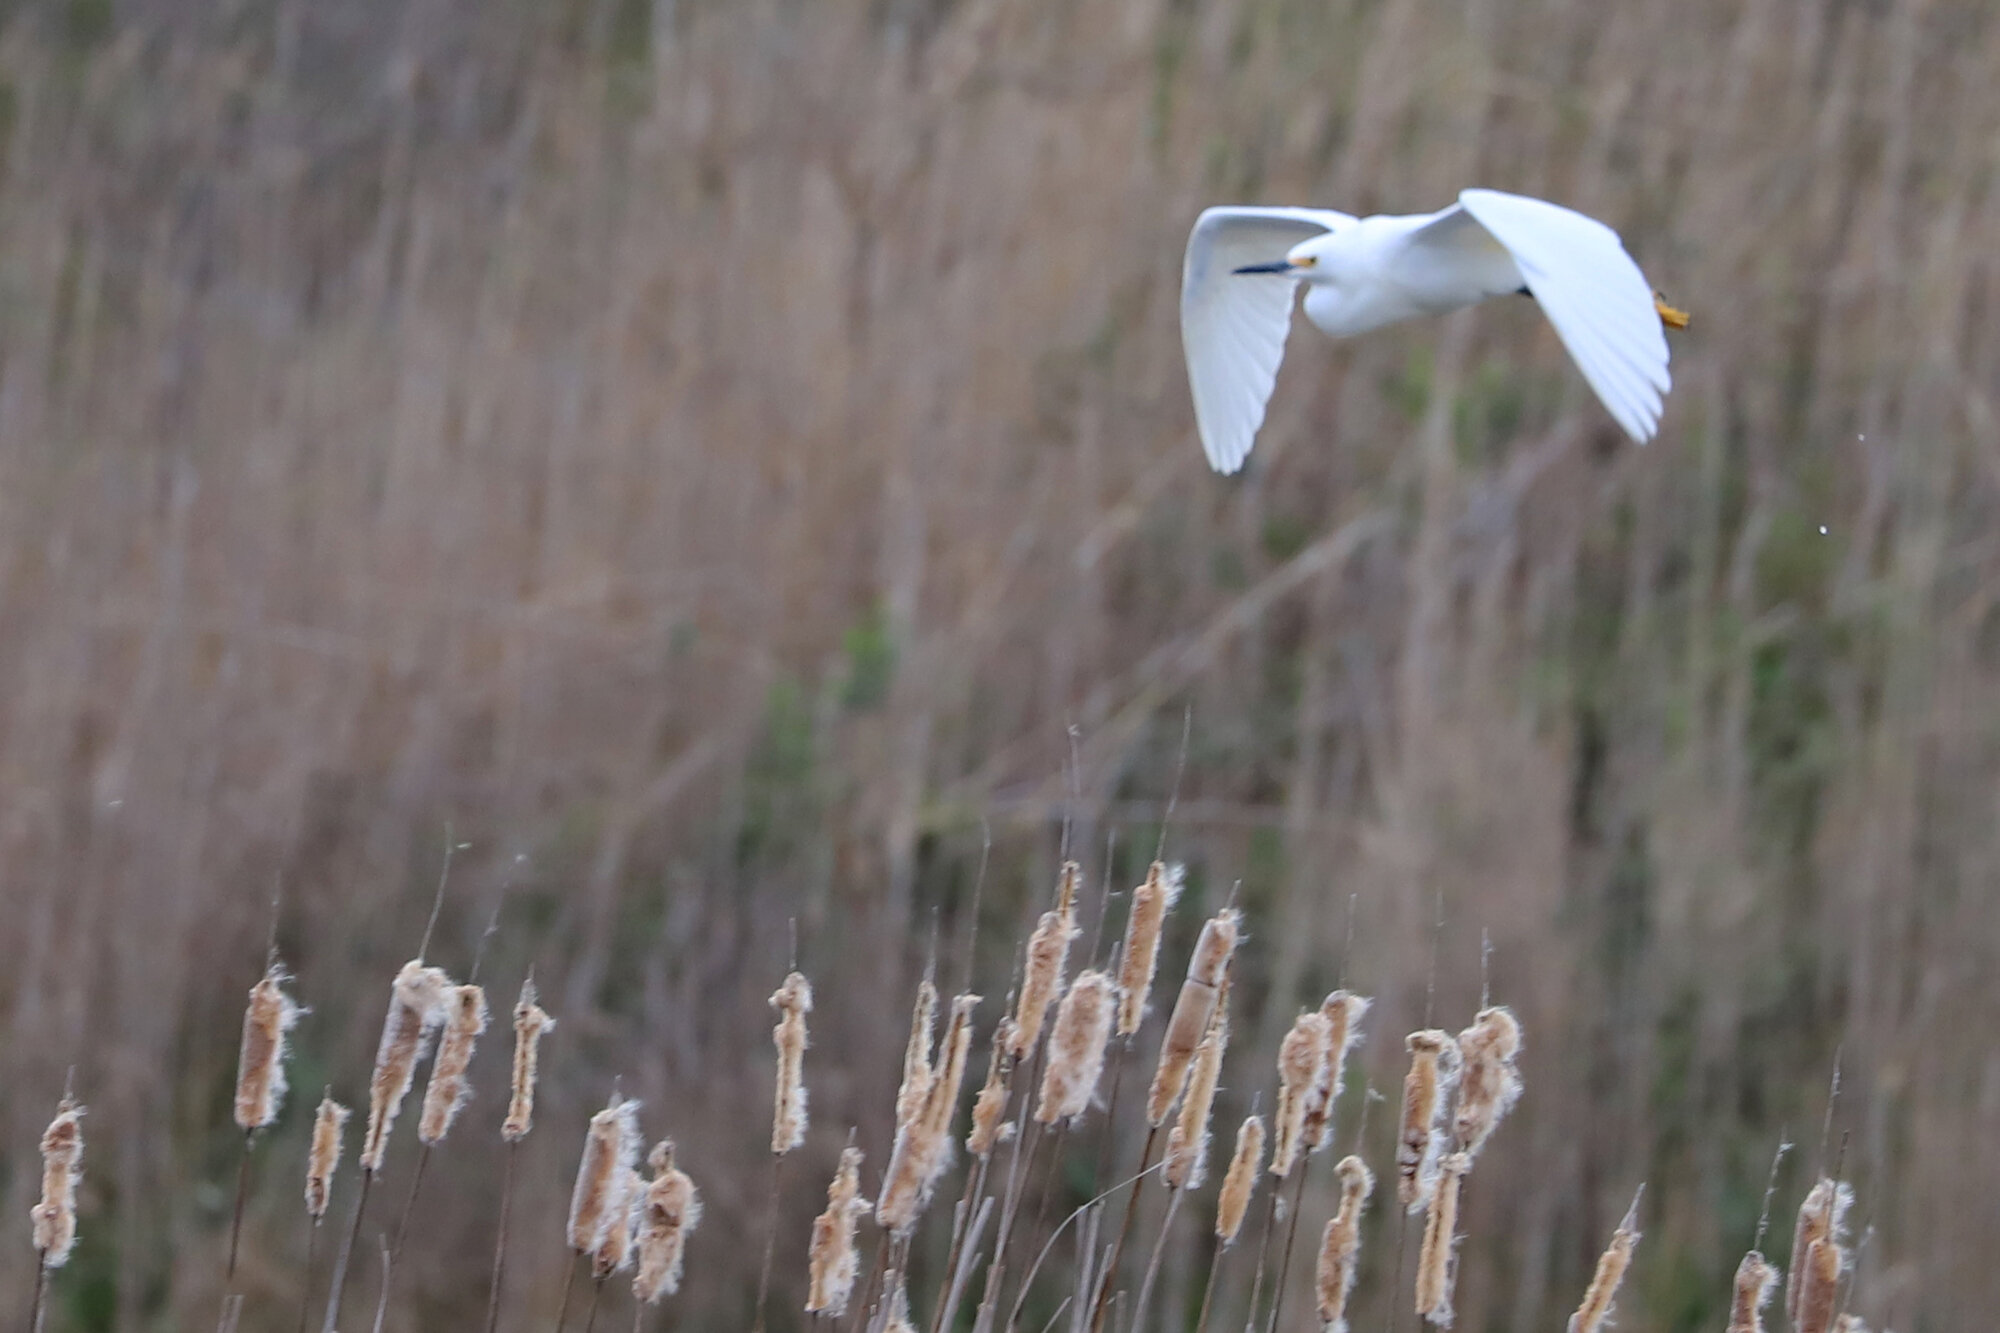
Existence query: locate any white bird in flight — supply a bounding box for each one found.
[1181,188,1686,473]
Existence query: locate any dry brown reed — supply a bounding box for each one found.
[1414,1152,1469,1325]
[1163,992,1229,1190]
[1725,1251,1777,1333]
[306,1097,350,1221]
[361,961,454,1173]
[1301,992,1370,1156]
[1450,1007,1521,1159]
[1396,1030,1461,1212]
[1146,908,1240,1125]
[234,964,304,1131]
[769,972,813,1155]
[1566,1186,1643,1333]
[1271,1010,1334,1179]
[591,1168,642,1279]
[1036,970,1116,1125]
[897,979,939,1131]
[1116,862,1182,1036]
[1787,1178,1852,1325]
[569,1096,642,1255]
[32,1095,84,1267]
[1216,1114,1265,1245]
[1315,1155,1373,1333]
[879,993,979,1233]
[805,1146,868,1316]
[503,977,556,1141]
[966,1018,1017,1159]
[419,983,489,1145]
[1012,862,1080,1058]
[634,1141,702,1304]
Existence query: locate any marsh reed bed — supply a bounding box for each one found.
[25,859,1880,1333]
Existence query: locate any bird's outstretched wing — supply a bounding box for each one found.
[1415,189,1670,442]
[1181,206,1351,473]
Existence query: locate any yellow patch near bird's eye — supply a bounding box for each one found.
[1293,255,1317,268]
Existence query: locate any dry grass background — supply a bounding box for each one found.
[0,0,1995,1327]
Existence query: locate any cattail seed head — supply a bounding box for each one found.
[1303,992,1371,1155]
[1012,863,1080,1057]
[1036,971,1117,1125]
[1787,1178,1852,1326]
[770,971,813,1155]
[1116,862,1182,1035]
[234,963,304,1132]
[966,1019,1016,1159]
[882,1277,917,1333]
[502,977,555,1142]
[1726,1250,1777,1333]
[1397,1030,1462,1212]
[1271,1010,1334,1177]
[1792,1180,1852,1333]
[31,1096,84,1266]
[419,983,489,1145]
[592,1168,643,1280]
[1215,1114,1265,1244]
[896,979,938,1131]
[1567,1186,1643,1333]
[1415,1152,1469,1326]
[878,994,980,1234]
[1164,994,1229,1189]
[1451,1006,1522,1159]
[1147,908,1240,1125]
[1316,1155,1374,1333]
[361,960,454,1173]
[568,1095,641,1254]
[635,1141,702,1304]
[806,1146,868,1316]
[305,1097,350,1221]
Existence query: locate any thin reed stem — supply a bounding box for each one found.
[391,1144,433,1264]
[554,1253,580,1333]
[1086,1122,1158,1333]
[322,1167,375,1333]
[1242,1174,1283,1333]
[849,1233,889,1333]
[484,1140,521,1333]
[30,1256,48,1333]
[1192,1241,1225,1333]
[297,1224,321,1333]
[227,1129,255,1280]
[1091,1039,1132,1193]
[584,1277,605,1333]
[1129,1186,1183,1333]
[752,1153,787,1333]
[1006,1158,1166,1333]
[930,1154,996,1333]
[1264,1154,1312,1333]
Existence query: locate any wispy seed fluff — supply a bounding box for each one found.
[1270,1009,1334,1178]
[568,1096,641,1255]
[1011,862,1080,1058]
[805,1147,869,1316]
[769,971,813,1155]
[1302,991,1371,1155]
[1316,1155,1374,1333]
[1415,1152,1470,1326]
[1725,1251,1777,1333]
[591,1169,643,1279]
[1117,862,1183,1035]
[1786,1178,1853,1327]
[305,1097,350,1221]
[1793,1181,1853,1333]
[361,960,454,1172]
[965,1018,1016,1160]
[1163,992,1229,1190]
[1566,1186,1643,1333]
[1832,1317,1870,1333]
[419,983,489,1145]
[1215,1114,1265,1244]
[502,977,555,1142]
[896,978,939,1130]
[1451,1007,1522,1159]
[878,994,980,1234]
[234,963,304,1132]
[635,1141,702,1304]
[1037,971,1117,1124]
[32,1096,85,1267]
[1147,908,1241,1125]
[1397,1030,1462,1212]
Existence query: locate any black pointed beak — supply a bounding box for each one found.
[1232,261,1296,275]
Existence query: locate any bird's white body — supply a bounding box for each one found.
[1180,190,1672,473]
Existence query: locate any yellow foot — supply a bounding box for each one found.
[1654,293,1690,330]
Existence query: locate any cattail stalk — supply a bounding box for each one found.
[1396,1030,1461,1212]
[1414,1152,1468,1325]
[488,978,555,1333]
[230,963,303,1278]
[299,1097,348,1333]
[966,1018,1016,1160]
[897,979,939,1131]
[1451,1007,1521,1159]
[1195,1113,1265,1333]
[419,983,489,1145]
[1316,1155,1373,1333]
[635,1142,701,1305]
[879,993,980,1234]
[1726,1251,1777,1333]
[1272,1010,1335,1180]
[1793,1184,1851,1333]
[1036,971,1117,1125]
[1163,995,1229,1190]
[755,971,813,1333]
[1116,862,1182,1035]
[1274,992,1371,1333]
[807,1147,868,1316]
[586,1169,641,1333]
[32,1095,84,1258]
[1786,1178,1851,1326]
[570,1097,642,1256]
[1567,1185,1643,1333]
[1012,863,1081,1057]
[1145,909,1240,1125]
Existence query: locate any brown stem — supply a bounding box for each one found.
[484,1141,521,1333]
[391,1144,433,1264]
[29,1254,48,1333]
[321,1167,376,1333]
[1085,1122,1158,1333]
[227,1128,256,1280]
[848,1232,889,1333]
[297,1222,321,1333]
[1192,1239,1227,1333]
[553,1252,581,1333]
[584,1277,606,1333]
[1129,1186,1183,1333]
[929,1154,995,1333]
[1240,1172,1283,1333]
[752,1153,787,1333]
[1265,1155,1313,1333]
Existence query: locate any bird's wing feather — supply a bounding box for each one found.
[1424,189,1671,443]
[1181,207,1349,473]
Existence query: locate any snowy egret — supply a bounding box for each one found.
[1181,188,1686,473]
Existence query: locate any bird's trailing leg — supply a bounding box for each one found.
[1654,293,1690,330]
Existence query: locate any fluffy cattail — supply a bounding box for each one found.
[1567,1186,1643,1333]
[1316,1155,1374,1333]
[896,979,938,1130]
[635,1141,702,1304]
[1832,1317,1869,1333]
[592,1168,642,1279]
[878,994,980,1233]
[882,1277,917,1333]
[418,983,489,1145]
[31,1096,85,1267]
[805,1147,868,1316]
[1451,1007,1522,1159]
[1793,1186,1852,1333]
[1147,908,1241,1125]
[305,1097,349,1221]
[1215,1114,1265,1244]
[1787,1178,1852,1325]
[1117,862,1183,1035]
[769,971,813,1155]
[966,1018,1016,1159]
[502,977,555,1141]
[1271,1010,1334,1177]
[1415,1152,1469,1325]
[360,960,453,1172]
[568,1096,641,1254]
[1036,970,1117,1124]
[1396,1030,1461,1211]
[1011,863,1080,1057]
[1302,991,1371,1155]
[1726,1251,1777,1333]
[1163,994,1229,1189]
[233,963,304,1131]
